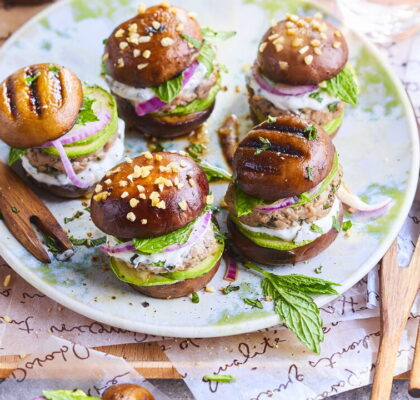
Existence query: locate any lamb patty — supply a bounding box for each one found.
[225,168,342,230]
[247,84,345,127]
[25,132,118,175]
[134,225,219,274]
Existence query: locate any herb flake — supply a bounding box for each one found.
[254,136,271,155]
[70,236,106,248]
[64,211,84,224]
[222,284,240,295]
[76,96,99,126]
[314,266,323,274]
[309,91,323,103]
[332,215,341,231]
[304,124,318,140]
[203,374,236,383]
[191,292,200,303]
[310,224,323,234]
[24,72,40,85]
[342,220,353,231]
[243,297,263,309]
[306,166,313,181]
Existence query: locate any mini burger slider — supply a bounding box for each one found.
[225,116,343,265]
[247,13,359,137]
[103,3,233,138]
[91,151,224,299]
[0,63,124,198]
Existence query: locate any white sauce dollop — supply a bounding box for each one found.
[239,196,341,243]
[21,119,125,187]
[247,73,339,113]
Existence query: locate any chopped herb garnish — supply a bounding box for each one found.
[306,166,313,181]
[151,142,165,152]
[309,91,323,103]
[69,236,106,247]
[327,102,339,112]
[332,215,341,231]
[76,96,99,126]
[11,207,19,214]
[203,374,236,383]
[310,224,323,234]
[314,265,323,274]
[323,202,331,210]
[221,284,240,295]
[191,292,200,303]
[254,136,271,155]
[41,233,61,255]
[342,220,353,231]
[267,115,276,123]
[102,38,108,45]
[243,297,263,309]
[84,206,91,213]
[24,72,40,85]
[186,143,206,160]
[64,211,84,224]
[304,124,318,140]
[48,65,60,75]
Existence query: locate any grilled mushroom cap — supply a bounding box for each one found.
[102,383,155,400]
[257,13,348,85]
[233,115,335,201]
[90,152,209,239]
[0,63,83,148]
[104,4,202,88]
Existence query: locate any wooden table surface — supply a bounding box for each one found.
[0,0,410,383]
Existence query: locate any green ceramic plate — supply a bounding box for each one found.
[0,0,418,337]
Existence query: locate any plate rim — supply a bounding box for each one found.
[0,0,418,338]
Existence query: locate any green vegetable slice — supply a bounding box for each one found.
[322,112,344,135]
[43,389,100,400]
[322,64,359,106]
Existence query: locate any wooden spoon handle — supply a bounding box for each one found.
[409,320,420,397]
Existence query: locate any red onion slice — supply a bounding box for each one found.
[255,196,298,213]
[164,211,211,252]
[101,241,136,254]
[252,63,317,96]
[223,254,238,282]
[134,61,200,116]
[337,185,392,215]
[50,140,92,189]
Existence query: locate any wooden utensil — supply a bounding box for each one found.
[0,161,73,263]
[409,320,420,397]
[371,236,420,400]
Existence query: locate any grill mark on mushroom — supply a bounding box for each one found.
[240,138,305,157]
[27,67,43,116]
[5,77,17,119]
[258,122,306,136]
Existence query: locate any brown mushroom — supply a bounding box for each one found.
[102,383,155,400]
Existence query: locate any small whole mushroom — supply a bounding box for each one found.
[102,383,155,400]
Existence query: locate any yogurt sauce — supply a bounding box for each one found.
[106,213,212,270]
[240,197,341,243]
[247,73,338,113]
[21,119,125,187]
[106,62,208,107]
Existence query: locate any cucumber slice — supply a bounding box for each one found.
[110,241,224,287]
[232,217,312,250]
[42,85,118,159]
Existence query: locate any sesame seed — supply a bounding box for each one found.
[137,185,145,192]
[128,23,138,33]
[178,200,188,210]
[156,200,166,209]
[93,192,110,202]
[117,58,124,68]
[133,49,141,57]
[143,49,151,59]
[137,63,149,70]
[127,174,134,182]
[121,191,129,199]
[139,193,146,199]
[333,41,341,49]
[152,21,161,30]
[126,212,136,222]
[279,61,289,70]
[259,42,267,53]
[156,154,163,161]
[310,39,321,48]
[125,157,133,164]
[119,41,128,50]
[115,29,125,38]
[105,179,112,185]
[299,45,309,54]
[161,37,175,47]
[95,184,103,193]
[206,194,214,204]
[130,198,140,208]
[287,28,296,36]
[138,35,151,43]
[205,286,215,293]
[304,55,314,65]
[119,181,128,187]
[3,274,11,287]
[137,2,146,14]
[273,36,285,45]
[141,219,148,224]
[314,47,322,55]
[291,37,303,47]
[334,30,342,38]
[268,33,279,41]
[188,178,195,187]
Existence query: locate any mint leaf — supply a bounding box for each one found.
[8,147,27,165]
[310,224,323,234]
[133,218,196,254]
[254,136,270,155]
[203,374,235,383]
[243,297,263,309]
[245,263,339,353]
[233,185,266,217]
[43,389,100,400]
[198,160,232,182]
[76,96,99,125]
[180,33,202,49]
[342,220,353,231]
[201,27,236,43]
[152,71,184,103]
[323,64,359,105]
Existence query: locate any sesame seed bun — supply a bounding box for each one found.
[90,152,209,239]
[0,63,83,149]
[105,5,202,88]
[233,115,335,201]
[257,14,348,85]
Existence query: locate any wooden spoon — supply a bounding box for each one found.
[371,236,420,400]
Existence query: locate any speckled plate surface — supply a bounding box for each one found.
[0,0,418,338]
